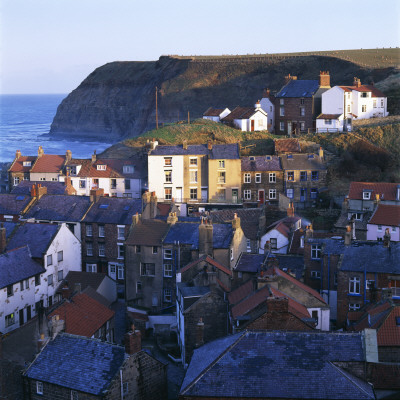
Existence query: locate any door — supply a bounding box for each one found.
[251,120,255,132]
[232,189,238,204]
[19,309,24,326]
[201,189,208,202]
[287,122,292,135]
[300,188,307,202]
[108,264,117,280]
[176,187,182,203]
[27,305,32,321]
[292,122,297,135]
[258,190,265,204]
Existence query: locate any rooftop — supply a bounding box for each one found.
[277,79,320,98]
[203,107,228,117]
[241,155,282,172]
[221,106,260,122]
[11,181,71,195]
[150,143,240,159]
[60,271,111,293]
[8,156,37,173]
[274,138,301,153]
[339,84,386,98]
[234,253,266,273]
[126,219,170,246]
[368,204,400,227]
[348,181,400,201]
[31,154,66,173]
[280,153,326,170]
[0,194,31,215]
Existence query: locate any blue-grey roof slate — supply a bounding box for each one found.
[23,334,125,395]
[24,194,91,222]
[0,246,45,289]
[181,331,374,399]
[150,143,240,159]
[241,156,282,171]
[0,194,31,215]
[209,143,240,160]
[274,255,305,280]
[179,284,210,298]
[163,222,233,249]
[235,253,266,273]
[277,79,320,98]
[5,223,59,259]
[11,181,68,195]
[2,222,17,238]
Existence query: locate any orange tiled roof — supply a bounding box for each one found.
[231,285,270,319]
[180,255,232,276]
[339,84,386,98]
[369,204,400,226]
[348,182,400,201]
[228,279,254,305]
[31,154,66,173]
[8,156,37,173]
[378,306,400,346]
[67,159,124,178]
[274,138,301,153]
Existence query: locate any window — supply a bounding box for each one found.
[58,270,63,281]
[48,274,53,286]
[270,238,277,250]
[86,242,93,256]
[311,271,321,279]
[349,303,361,311]
[269,173,276,183]
[280,107,285,116]
[300,171,307,181]
[5,313,15,327]
[381,99,384,107]
[300,122,305,131]
[218,171,226,183]
[287,171,294,181]
[361,105,367,112]
[190,170,197,183]
[311,244,321,259]
[269,189,276,199]
[99,225,105,237]
[123,165,134,174]
[347,105,351,112]
[36,381,43,395]
[97,164,106,170]
[324,119,332,125]
[310,188,318,199]
[244,190,251,200]
[377,225,382,232]
[190,188,197,200]
[35,275,41,286]
[246,239,251,252]
[23,161,31,167]
[47,254,53,266]
[366,280,375,290]
[373,100,377,108]
[164,264,173,277]
[136,245,141,253]
[152,246,158,254]
[71,390,79,400]
[136,281,142,292]
[164,188,172,200]
[392,227,397,232]
[363,191,371,200]
[40,177,46,181]
[218,160,225,168]
[280,99,284,105]
[117,226,125,240]
[99,243,105,257]
[230,248,234,261]
[86,225,92,237]
[122,382,129,396]
[217,189,226,200]
[110,179,117,189]
[300,107,305,116]
[349,276,361,294]
[164,157,172,166]
[86,263,97,273]
[164,249,172,259]
[117,244,124,259]
[286,188,294,198]
[279,122,285,131]
[258,119,264,127]
[311,171,319,181]
[140,263,155,276]
[190,158,197,166]
[164,288,172,302]
[255,173,261,183]
[361,92,368,98]
[57,251,63,262]
[244,173,251,183]
[125,179,131,190]
[165,170,172,183]
[7,285,13,297]
[117,265,124,280]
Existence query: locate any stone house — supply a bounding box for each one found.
[280,149,327,207]
[22,331,167,400]
[202,107,230,122]
[274,72,331,135]
[241,155,283,206]
[0,193,33,222]
[221,102,268,132]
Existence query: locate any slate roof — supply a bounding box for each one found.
[221,106,256,122]
[126,219,170,246]
[203,107,228,117]
[0,194,31,215]
[241,155,282,172]
[23,333,125,395]
[368,204,400,226]
[11,181,70,195]
[101,158,147,179]
[31,154,66,173]
[228,279,254,305]
[280,153,326,170]
[274,138,301,153]
[60,271,110,293]
[163,222,233,249]
[209,143,240,160]
[8,156,36,173]
[82,197,142,225]
[178,285,210,299]
[48,293,114,337]
[210,208,262,240]
[180,255,232,276]
[272,255,305,280]
[348,181,400,201]
[5,223,59,259]
[231,284,270,319]
[334,210,371,231]
[0,246,45,289]
[234,253,266,273]
[2,222,18,239]
[181,331,374,399]
[277,79,320,98]
[24,194,91,222]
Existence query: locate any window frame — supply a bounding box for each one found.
[117,225,125,240]
[57,251,63,262]
[86,242,93,256]
[152,246,158,254]
[36,381,43,395]
[311,171,319,181]
[244,189,251,200]
[117,265,124,280]
[190,170,198,183]
[98,225,105,238]
[86,224,93,237]
[286,188,294,199]
[58,270,63,282]
[269,189,276,199]
[287,171,294,181]
[311,244,321,260]
[48,274,53,286]
[349,276,361,294]
[117,243,124,260]
[47,254,53,266]
[244,173,251,183]
[164,187,172,200]
[218,171,226,183]
[255,173,261,183]
[164,264,173,277]
[311,271,321,279]
[270,238,277,250]
[300,171,307,181]
[189,157,198,166]
[164,288,172,303]
[164,157,172,167]
[165,170,172,183]
[164,248,172,259]
[98,243,105,257]
[269,173,276,183]
[190,188,198,200]
[140,263,156,276]
[86,263,97,273]
[218,160,225,169]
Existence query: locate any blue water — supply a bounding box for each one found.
[0,94,113,163]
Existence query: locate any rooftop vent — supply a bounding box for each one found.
[99,204,109,209]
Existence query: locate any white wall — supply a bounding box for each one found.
[260,98,275,132]
[308,307,330,331]
[321,87,344,115]
[203,116,220,122]
[259,229,288,254]
[316,115,343,132]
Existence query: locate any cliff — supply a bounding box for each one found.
[50,49,399,142]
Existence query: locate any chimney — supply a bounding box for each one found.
[264,240,270,254]
[0,223,6,254]
[344,225,352,246]
[262,88,270,98]
[150,191,158,218]
[167,212,178,225]
[267,296,289,314]
[231,213,241,230]
[91,150,97,163]
[183,140,188,150]
[125,324,141,355]
[255,100,261,109]
[374,193,380,206]
[319,147,324,160]
[319,71,330,88]
[353,77,361,88]
[30,184,37,198]
[305,224,313,240]
[195,318,205,348]
[287,202,294,217]
[89,188,104,203]
[37,333,47,352]
[342,196,349,211]
[132,212,141,226]
[37,146,44,157]
[284,74,297,85]
[150,139,158,150]
[36,184,47,199]
[362,329,379,363]
[199,219,213,257]
[65,150,72,163]
[74,283,81,294]
[15,150,21,159]
[383,228,391,248]
[49,314,65,339]
[207,140,213,150]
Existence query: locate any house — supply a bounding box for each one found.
[0,193,33,222]
[202,107,230,122]
[259,88,275,132]
[0,246,45,333]
[179,330,376,400]
[317,77,388,132]
[48,292,115,342]
[11,179,76,196]
[241,155,283,205]
[349,300,400,362]
[233,253,267,286]
[81,197,142,296]
[280,149,327,207]
[275,72,331,135]
[273,138,301,154]
[7,150,36,190]
[5,222,81,309]
[221,102,268,132]
[22,331,167,399]
[367,204,400,242]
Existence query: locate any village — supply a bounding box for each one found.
[0,71,399,399]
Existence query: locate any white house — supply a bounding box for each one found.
[367,204,400,242]
[203,107,231,122]
[318,78,388,132]
[221,102,268,132]
[260,89,275,132]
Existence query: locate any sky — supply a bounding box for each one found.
[1,0,399,94]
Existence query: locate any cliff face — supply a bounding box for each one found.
[50,54,398,141]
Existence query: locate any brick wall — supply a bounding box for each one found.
[379,346,400,363]
[275,97,314,134]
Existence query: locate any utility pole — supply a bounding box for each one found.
[155,86,158,130]
[188,110,190,124]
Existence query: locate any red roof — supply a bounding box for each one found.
[31,154,66,173]
[348,182,400,201]
[339,84,386,98]
[228,279,254,305]
[231,285,270,319]
[67,159,124,178]
[48,293,114,337]
[274,138,301,153]
[378,306,400,346]
[8,156,37,173]
[269,286,311,320]
[369,204,400,226]
[180,255,232,276]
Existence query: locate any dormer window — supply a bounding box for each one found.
[363,190,372,200]
[97,164,106,170]
[123,165,134,174]
[249,156,255,161]
[68,165,77,175]
[23,161,31,167]
[361,92,369,98]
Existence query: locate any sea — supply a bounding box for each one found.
[0,94,113,163]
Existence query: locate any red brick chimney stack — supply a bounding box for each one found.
[125,324,142,355]
[15,150,21,159]
[353,77,361,88]
[344,225,352,246]
[319,71,331,87]
[207,140,213,150]
[0,223,6,254]
[284,74,297,85]
[65,150,72,163]
[287,202,295,217]
[383,228,391,248]
[38,146,44,158]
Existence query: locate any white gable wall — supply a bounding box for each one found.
[321,87,345,115]
[259,228,288,254]
[260,98,275,132]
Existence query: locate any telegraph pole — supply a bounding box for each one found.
[155,86,158,130]
[188,110,190,124]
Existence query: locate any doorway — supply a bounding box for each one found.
[19,309,24,326]
[251,120,255,132]
[232,189,238,204]
[258,190,265,204]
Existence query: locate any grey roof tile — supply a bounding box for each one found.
[11,181,69,195]
[0,194,31,215]
[241,156,282,171]
[277,80,320,98]
[235,253,266,273]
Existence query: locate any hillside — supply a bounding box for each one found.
[50,48,399,142]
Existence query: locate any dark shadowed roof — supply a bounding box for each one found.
[180,331,373,399]
[180,255,232,276]
[241,156,282,172]
[126,219,170,246]
[272,255,305,280]
[369,204,400,226]
[221,106,255,122]
[5,223,59,258]
[203,107,228,117]
[23,333,125,395]
[24,194,91,222]
[277,79,320,98]
[61,271,110,292]
[2,222,18,239]
[234,253,266,273]
[11,181,71,195]
[0,194,31,215]
[0,246,44,289]
[209,143,240,159]
[317,113,342,119]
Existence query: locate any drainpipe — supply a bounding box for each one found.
[178,241,180,271]
[120,369,124,400]
[364,264,367,304]
[327,253,330,304]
